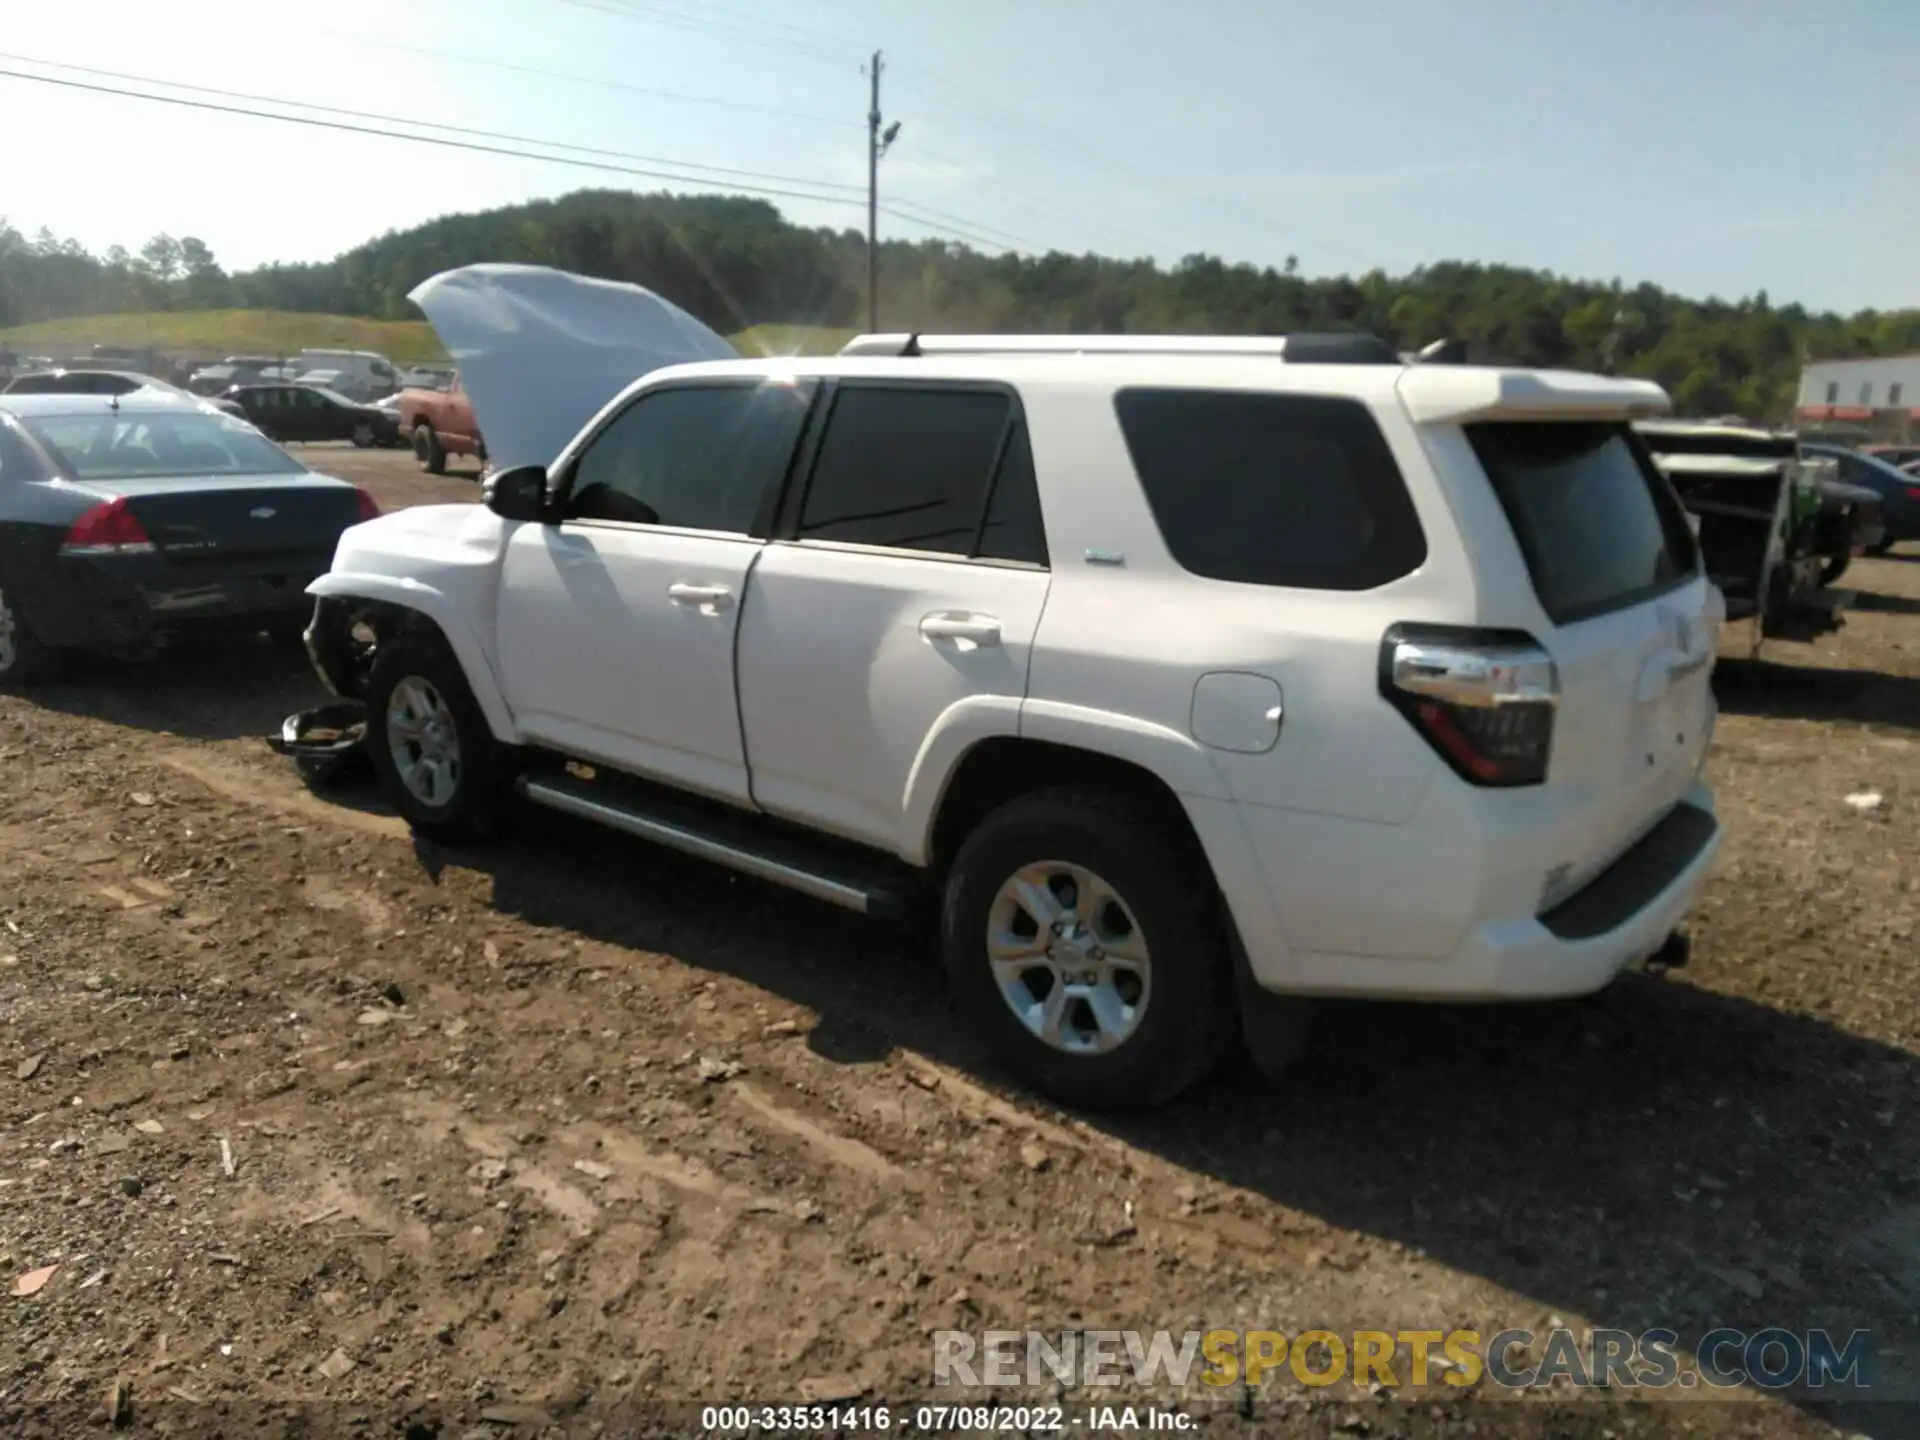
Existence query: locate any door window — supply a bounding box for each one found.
[793,385,1047,563]
[562,381,812,533]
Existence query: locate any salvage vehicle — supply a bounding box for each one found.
[1634,420,1880,641]
[285,267,1723,1111]
[0,389,379,683]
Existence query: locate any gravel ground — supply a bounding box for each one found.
[1,445,1915,1438]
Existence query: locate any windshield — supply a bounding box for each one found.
[21,411,305,480]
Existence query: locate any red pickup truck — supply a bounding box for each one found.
[397,372,485,474]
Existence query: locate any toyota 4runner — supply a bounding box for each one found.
[301,331,1724,1110]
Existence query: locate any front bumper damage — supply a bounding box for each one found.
[266,700,370,787]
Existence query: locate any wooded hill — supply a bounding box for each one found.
[4,189,1916,419]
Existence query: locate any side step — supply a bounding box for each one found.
[515,770,909,918]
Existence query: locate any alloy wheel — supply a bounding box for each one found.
[385,675,461,806]
[986,861,1152,1055]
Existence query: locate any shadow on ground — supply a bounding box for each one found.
[1850,590,1920,617]
[392,799,1920,1435]
[1715,655,1920,732]
[18,635,327,743]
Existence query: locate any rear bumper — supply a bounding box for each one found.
[26,555,327,651]
[1434,788,1720,998]
[1224,782,1721,1002]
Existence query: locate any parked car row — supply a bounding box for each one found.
[4,367,251,422]
[186,349,411,404]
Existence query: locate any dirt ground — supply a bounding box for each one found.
[2,444,1917,1438]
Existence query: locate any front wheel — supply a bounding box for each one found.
[940,787,1234,1112]
[363,636,501,842]
[0,581,61,686]
[351,421,376,448]
[1868,538,1896,557]
[1819,554,1851,587]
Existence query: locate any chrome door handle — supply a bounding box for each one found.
[919,612,1001,646]
[668,582,735,610]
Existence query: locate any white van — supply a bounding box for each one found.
[295,350,400,402]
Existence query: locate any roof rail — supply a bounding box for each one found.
[835,332,1400,364]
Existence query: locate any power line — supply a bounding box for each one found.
[0,64,1019,253]
[550,0,853,65]
[0,52,869,197]
[0,66,866,209]
[639,0,871,53]
[312,29,856,129]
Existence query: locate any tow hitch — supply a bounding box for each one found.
[1644,929,1691,975]
[266,701,371,787]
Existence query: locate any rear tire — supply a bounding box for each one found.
[413,423,447,475]
[1868,538,1896,557]
[1819,554,1851,586]
[351,421,376,449]
[363,635,501,842]
[940,786,1233,1112]
[0,581,62,686]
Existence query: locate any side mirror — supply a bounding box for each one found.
[484,464,548,522]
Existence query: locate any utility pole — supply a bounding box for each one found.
[866,50,882,331]
[865,51,900,332]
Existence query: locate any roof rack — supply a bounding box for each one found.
[836,332,1402,364]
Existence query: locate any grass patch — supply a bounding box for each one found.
[0,310,449,362]
[4,311,854,365]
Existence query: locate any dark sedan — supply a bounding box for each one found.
[1802,442,1920,551]
[223,382,402,448]
[0,390,379,683]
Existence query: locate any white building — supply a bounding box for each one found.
[1796,353,1920,437]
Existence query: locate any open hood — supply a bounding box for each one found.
[406,264,738,470]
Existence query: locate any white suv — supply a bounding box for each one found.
[303,332,1723,1110]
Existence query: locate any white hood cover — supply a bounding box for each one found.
[406,263,738,470]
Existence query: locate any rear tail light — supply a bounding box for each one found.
[1380,624,1559,787]
[354,488,381,522]
[1906,487,1920,502]
[60,497,155,556]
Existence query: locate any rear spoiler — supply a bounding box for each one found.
[1397,367,1671,425]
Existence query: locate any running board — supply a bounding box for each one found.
[515,773,904,917]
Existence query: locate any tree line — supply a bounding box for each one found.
[4,189,1917,419]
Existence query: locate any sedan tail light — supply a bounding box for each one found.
[1380,624,1559,786]
[60,497,155,556]
[354,488,381,522]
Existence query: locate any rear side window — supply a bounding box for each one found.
[565,381,812,533]
[795,385,1048,564]
[1113,389,1426,589]
[1468,422,1699,625]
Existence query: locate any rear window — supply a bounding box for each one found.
[1468,422,1699,625]
[21,412,305,480]
[1113,388,1426,589]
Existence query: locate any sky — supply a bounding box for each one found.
[2,0,1915,314]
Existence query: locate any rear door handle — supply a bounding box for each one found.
[668,582,735,610]
[919,612,1001,646]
